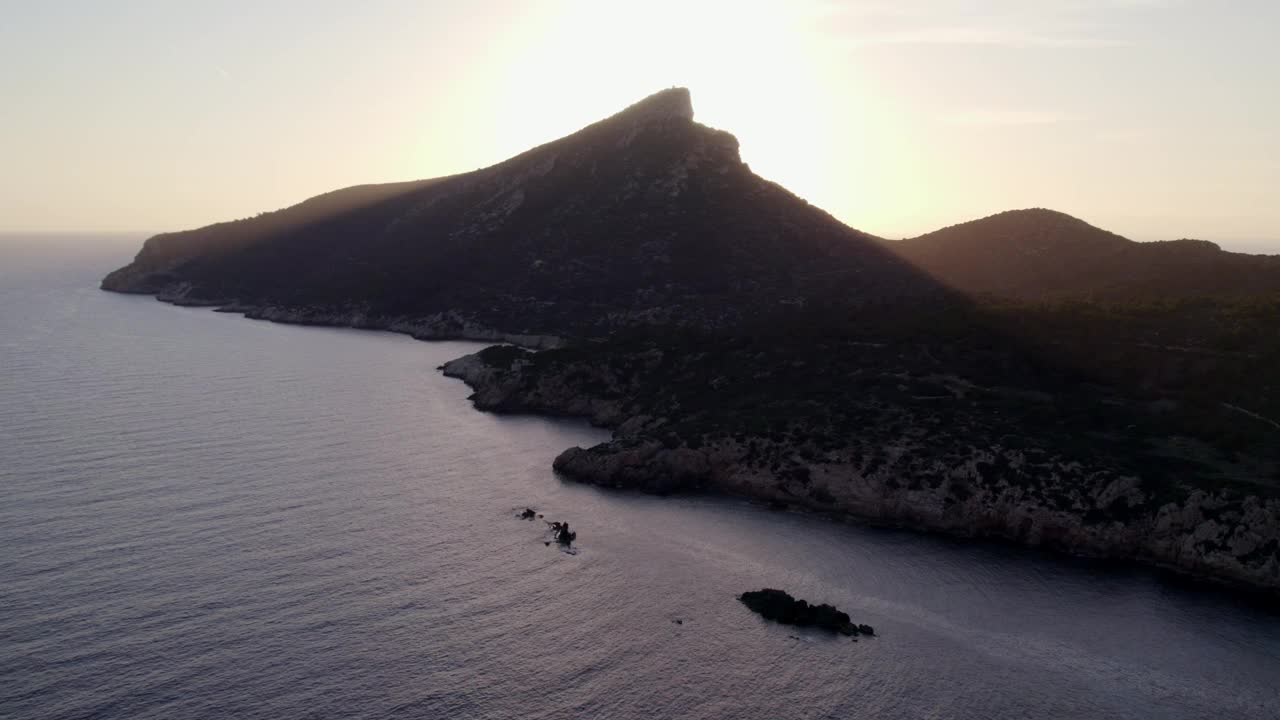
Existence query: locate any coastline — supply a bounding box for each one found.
[439,345,1280,597]
[105,284,564,350]
[102,284,1280,597]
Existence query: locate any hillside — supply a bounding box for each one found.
[890,208,1280,300]
[103,88,939,340]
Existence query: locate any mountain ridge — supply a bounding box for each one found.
[890,208,1280,300]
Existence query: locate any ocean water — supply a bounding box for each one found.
[2,234,1278,720]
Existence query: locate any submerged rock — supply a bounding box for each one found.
[739,589,873,637]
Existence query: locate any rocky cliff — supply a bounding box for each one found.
[442,338,1280,593]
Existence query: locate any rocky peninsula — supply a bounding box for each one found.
[442,337,1280,594]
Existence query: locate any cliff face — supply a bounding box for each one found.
[551,440,1280,591]
[442,340,1280,593]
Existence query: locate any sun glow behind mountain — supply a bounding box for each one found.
[2,1,1278,247]
[486,0,857,212]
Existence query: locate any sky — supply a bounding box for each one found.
[3,0,1278,250]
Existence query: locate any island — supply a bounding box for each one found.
[101,88,1280,595]
[739,589,874,637]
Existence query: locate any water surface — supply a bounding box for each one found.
[2,235,1278,719]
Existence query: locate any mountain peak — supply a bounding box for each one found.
[997,207,1086,223]
[613,87,694,124]
[892,207,1280,300]
[911,207,1125,246]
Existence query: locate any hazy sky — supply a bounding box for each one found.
[3,1,1278,249]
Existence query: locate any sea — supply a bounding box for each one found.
[2,234,1278,720]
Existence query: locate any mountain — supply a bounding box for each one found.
[103,88,939,341]
[890,208,1280,300]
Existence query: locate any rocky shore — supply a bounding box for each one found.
[441,343,1280,595]
[96,279,1280,595]
[101,278,564,350]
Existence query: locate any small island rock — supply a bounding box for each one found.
[739,589,873,637]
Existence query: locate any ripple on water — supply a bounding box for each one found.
[2,238,1279,720]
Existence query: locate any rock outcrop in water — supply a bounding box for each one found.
[550,521,576,547]
[739,589,873,637]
